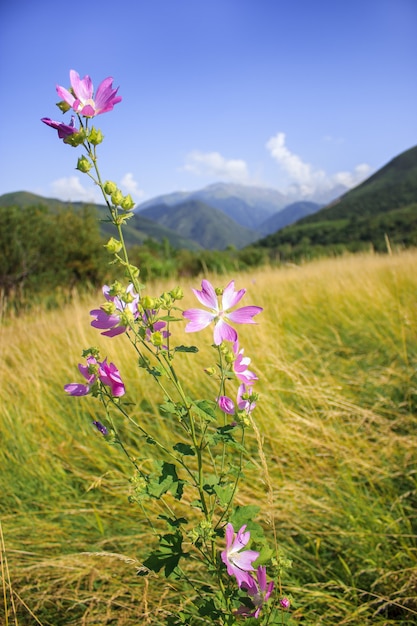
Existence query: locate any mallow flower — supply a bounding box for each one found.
[221,523,259,588]
[237,566,275,618]
[64,355,125,397]
[217,384,256,416]
[183,280,262,346]
[233,341,258,385]
[41,115,79,139]
[56,69,122,117]
[90,283,139,337]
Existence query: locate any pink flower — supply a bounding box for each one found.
[183,280,262,346]
[237,566,275,618]
[280,597,291,609]
[98,359,125,397]
[217,384,256,416]
[218,395,235,415]
[65,355,125,397]
[221,523,259,588]
[90,283,139,337]
[233,341,258,385]
[41,115,79,139]
[64,355,98,396]
[56,69,122,117]
[237,384,256,414]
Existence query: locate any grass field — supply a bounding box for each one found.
[1,250,416,625]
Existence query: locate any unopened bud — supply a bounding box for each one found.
[120,194,135,211]
[170,286,183,301]
[88,127,103,145]
[56,100,71,113]
[76,155,92,173]
[150,331,163,347]
[142,295,155,310]
[104,237,122,253]
[103,181,117,195]
[111,189,124,206]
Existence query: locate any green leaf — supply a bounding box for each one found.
[173,442,195,456]
[192,399,217,422]
[213,483,235,507]
[230,505,261,531]
[143,531,185,577]
[174,344,199,353]
[146,461,185,500]
[160,315,184,322]
[207,425,245,451]
[158,515,188,528]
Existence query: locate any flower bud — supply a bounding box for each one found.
[104,237,123,253]
[142,295,155,310]
[159,292,173,308]
[103,181,117,195]
[224,350,235,364]
[111,189,124,206]
[76,155,92,173]
[150,331,163,347]
[88,127,104,145]
[56,100,71,113]
[120,194,135,211]
[169,286,184,301]
[64,130,86,147]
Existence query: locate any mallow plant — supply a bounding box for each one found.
[42,69,292,624]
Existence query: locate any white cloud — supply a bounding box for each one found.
[183,150,250,183]
[48,173,146,204]
[49,176,100,203]
[332,163,372,188]
[266,132,372,197]
[120,172,145,202]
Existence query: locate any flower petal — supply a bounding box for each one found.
[64,383,90,396]
[213,319,237,345]
[192,279,218,309]
[222,280,246,310]
[228,305,263,324]
[183,308,214,332]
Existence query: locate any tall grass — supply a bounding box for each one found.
[1,251,416,624]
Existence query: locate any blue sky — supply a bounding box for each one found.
[1,0,416,204]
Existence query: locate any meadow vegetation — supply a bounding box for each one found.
[1,250,416,625]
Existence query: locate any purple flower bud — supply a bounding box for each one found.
[280,597,291,609]
[93,421,108,436]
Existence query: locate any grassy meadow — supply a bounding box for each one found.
[1,250,417,625]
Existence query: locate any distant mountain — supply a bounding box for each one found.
[137,182,290,229]
[139,199,260,249]
[252,145,417,255]
[258,201,322,236]
[0,191,201,251]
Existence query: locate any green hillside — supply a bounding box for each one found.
[253,145,417,259]
[140,199,260,249]
[0,192,200,251]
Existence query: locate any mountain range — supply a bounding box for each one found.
[253,144,417,255]
[1,144,416,253]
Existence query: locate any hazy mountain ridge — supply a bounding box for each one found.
[2,144,416,253]
[139,199,260,249]
[136,182,334,231]
[253,144,417,254]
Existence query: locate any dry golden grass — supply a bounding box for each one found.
[1,250,417,624]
